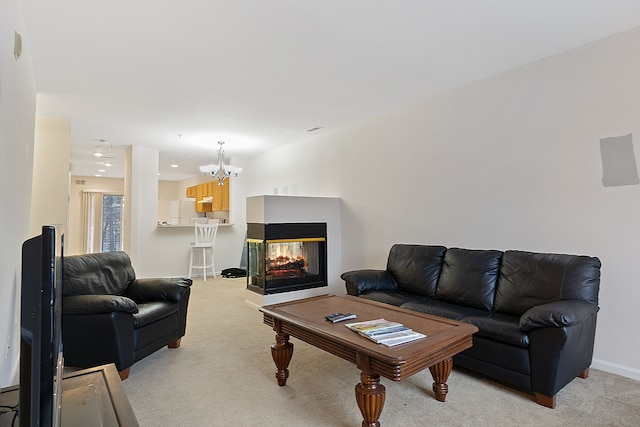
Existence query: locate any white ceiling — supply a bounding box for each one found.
[20,0,640,181]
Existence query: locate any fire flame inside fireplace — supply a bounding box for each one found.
[266,242,308,278]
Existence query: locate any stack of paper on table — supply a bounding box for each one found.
[345,318,426,347]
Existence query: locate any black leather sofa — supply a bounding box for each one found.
[341,244,601,408]
[62,251,192,379]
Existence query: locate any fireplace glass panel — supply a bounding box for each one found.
[266,239,321,280]
[247,235,327,295]
[247,240,264,282]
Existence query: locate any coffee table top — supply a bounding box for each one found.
[260,294,478,381]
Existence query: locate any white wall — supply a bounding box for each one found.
[158,180,178,223]
[30,116,70,234]
[0,0,37,386]
[229,26,640,380]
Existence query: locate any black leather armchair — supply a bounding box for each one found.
[62,251,192,379]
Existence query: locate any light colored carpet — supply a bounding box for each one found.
[122,278,640,427]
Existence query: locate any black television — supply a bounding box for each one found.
[19,225,64,427]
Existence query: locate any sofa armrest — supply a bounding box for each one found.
[340,269,397,296]
[519,300,599,332]
[63,295,138,315]
[126,277,192,303]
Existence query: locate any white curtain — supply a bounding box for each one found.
[81,191,103,253]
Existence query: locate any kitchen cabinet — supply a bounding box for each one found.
[195,184,208,212]
[185,186,197,198]
[220,181,230,210]
[212,181,230,211]
[186,180,230,212]
[206,181,215,198]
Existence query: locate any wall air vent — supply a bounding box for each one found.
[75,180,86,185]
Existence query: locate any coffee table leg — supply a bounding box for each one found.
[271,331,294,386]
[355,372,386,427]
[429,357,453,402]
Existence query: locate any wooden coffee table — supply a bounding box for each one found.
[260,294,478,427]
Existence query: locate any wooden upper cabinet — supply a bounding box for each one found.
[195,184,207,212]
[205,181,215,198]
[220,180,230,211]
[186,180,229,212]
[185,185,197,198]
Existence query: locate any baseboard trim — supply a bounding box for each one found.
[591,358,640,381]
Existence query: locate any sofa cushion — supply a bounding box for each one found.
[64,251,136,296]
[435,248,502,311]
[494,250,601,316]
[461,313,529,348]
[133,301,178,328]
[359,290,417,307]
[400,299,489,321]
[386,244,447,298]
[556,256,601,304]
[133,304,179,353]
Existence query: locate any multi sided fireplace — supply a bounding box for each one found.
[246,222,327,295]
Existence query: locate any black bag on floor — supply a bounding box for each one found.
[221,268,247,278]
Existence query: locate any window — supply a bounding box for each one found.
[82,191,124,253]
[102,195,124,251]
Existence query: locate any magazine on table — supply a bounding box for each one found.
[345,318,403,334]
[345,318,426,346]
[376,330,426,347]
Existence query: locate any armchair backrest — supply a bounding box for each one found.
[63,251,136,297]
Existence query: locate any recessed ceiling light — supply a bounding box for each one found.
[170,164,179,168]
[98,169,106,173]
[94,152,103,157]
[94,174,102,177]
[103,162,112,167]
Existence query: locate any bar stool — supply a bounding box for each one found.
[188,223,218,281]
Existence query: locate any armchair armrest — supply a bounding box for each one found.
[63,295,138,315]
[340,269,397,296]
[519,300,599,332]
[126,277,192,303]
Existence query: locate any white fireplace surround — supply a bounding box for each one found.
[244,195,342,308]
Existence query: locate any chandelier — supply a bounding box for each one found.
[199,141,242,185]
